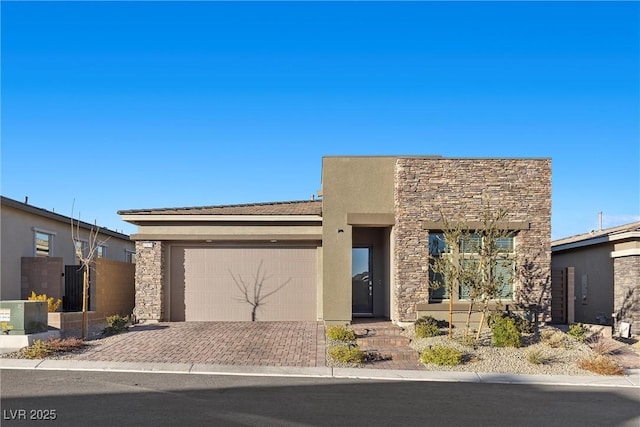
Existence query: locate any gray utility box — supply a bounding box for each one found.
[0,300,48,335]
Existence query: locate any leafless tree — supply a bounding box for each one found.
[429,221,473,338]
[514,247,552,338]
[429,196,517,339]
[70,201,109,339]
[230,260,291,321]
[470,200,517,339]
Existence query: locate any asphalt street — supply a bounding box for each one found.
[1,369,639,427]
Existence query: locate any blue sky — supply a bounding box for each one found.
[2,1,638,239]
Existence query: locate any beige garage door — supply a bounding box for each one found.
[170,245,317,321]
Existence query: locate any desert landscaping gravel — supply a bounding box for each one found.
[410,328,598,376]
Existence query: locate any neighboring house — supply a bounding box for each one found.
[0,195,136,306]
[119,156,551,326]
[552,222,640,334]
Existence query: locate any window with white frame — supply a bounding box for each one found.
[35,231,54,257]
[429,232,515,302]
[97,245,106,259]
[74,239,87,263]
[125,250,136,263]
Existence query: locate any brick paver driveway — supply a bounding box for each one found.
[74,322,326,367]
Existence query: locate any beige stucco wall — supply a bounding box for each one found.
[552,244,615,325]
[614,240,640,251]
[1,203,134,300]
[321,156,396,322]
[132,223,321,241]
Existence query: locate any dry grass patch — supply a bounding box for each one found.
[19,337,86,359]
[577,356,624,376]
[587,335,618,356]
[45,337,85,352]
[540,329,574,349]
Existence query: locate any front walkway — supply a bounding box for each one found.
[74,322,326,367]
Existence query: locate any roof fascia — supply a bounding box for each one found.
[552,231,640,252]
[120,214,323,223]
[1,196,130,240]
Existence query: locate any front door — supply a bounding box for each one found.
[352,246,373,315]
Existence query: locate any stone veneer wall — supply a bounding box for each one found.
[393,158,552,322]
[614,255,640,334]
[133,241,165,322]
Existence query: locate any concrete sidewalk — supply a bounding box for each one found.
[1,358,638,389]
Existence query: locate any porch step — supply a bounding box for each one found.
[351,320,420,365]
[356,328,406,337]
[357,335,411,347]
[360,346,420,362]
[353,325,407,337]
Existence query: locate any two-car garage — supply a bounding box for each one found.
[168,245,319,322]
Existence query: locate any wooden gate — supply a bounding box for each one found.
[63,265,87,312]
[551,268,567,324]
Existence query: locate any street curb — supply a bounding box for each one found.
[1,359,638,388]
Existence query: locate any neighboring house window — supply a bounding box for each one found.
[125,250,136,263]
[429,232,515,302]
[97,245,106,258]
[74,239,87,263]
[35,231,54,257]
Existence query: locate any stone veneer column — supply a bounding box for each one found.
[133,241,165,322]
[613,255,640,334]
[393,158,552,323]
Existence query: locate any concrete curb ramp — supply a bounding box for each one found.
[1,359,638,388]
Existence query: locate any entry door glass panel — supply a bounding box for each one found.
[352,247,373,314]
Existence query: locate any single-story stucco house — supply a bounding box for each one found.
[119,156,551,326]
[552,221,640,335]
[1,195,135,303]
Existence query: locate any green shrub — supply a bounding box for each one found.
[487,311,533,334]
[455,334,479,348]
[414,316,447,338]
[491,316,522,348]
[415,315,449,328]
[415,323,441,338]
[21,339,51,359]
[568,323,587,343]
[420,345,463,366]
[102,314,129,336]
[328,345,365,364]
[326,325,356,342]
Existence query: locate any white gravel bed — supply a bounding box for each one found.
[411,327,598,376]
